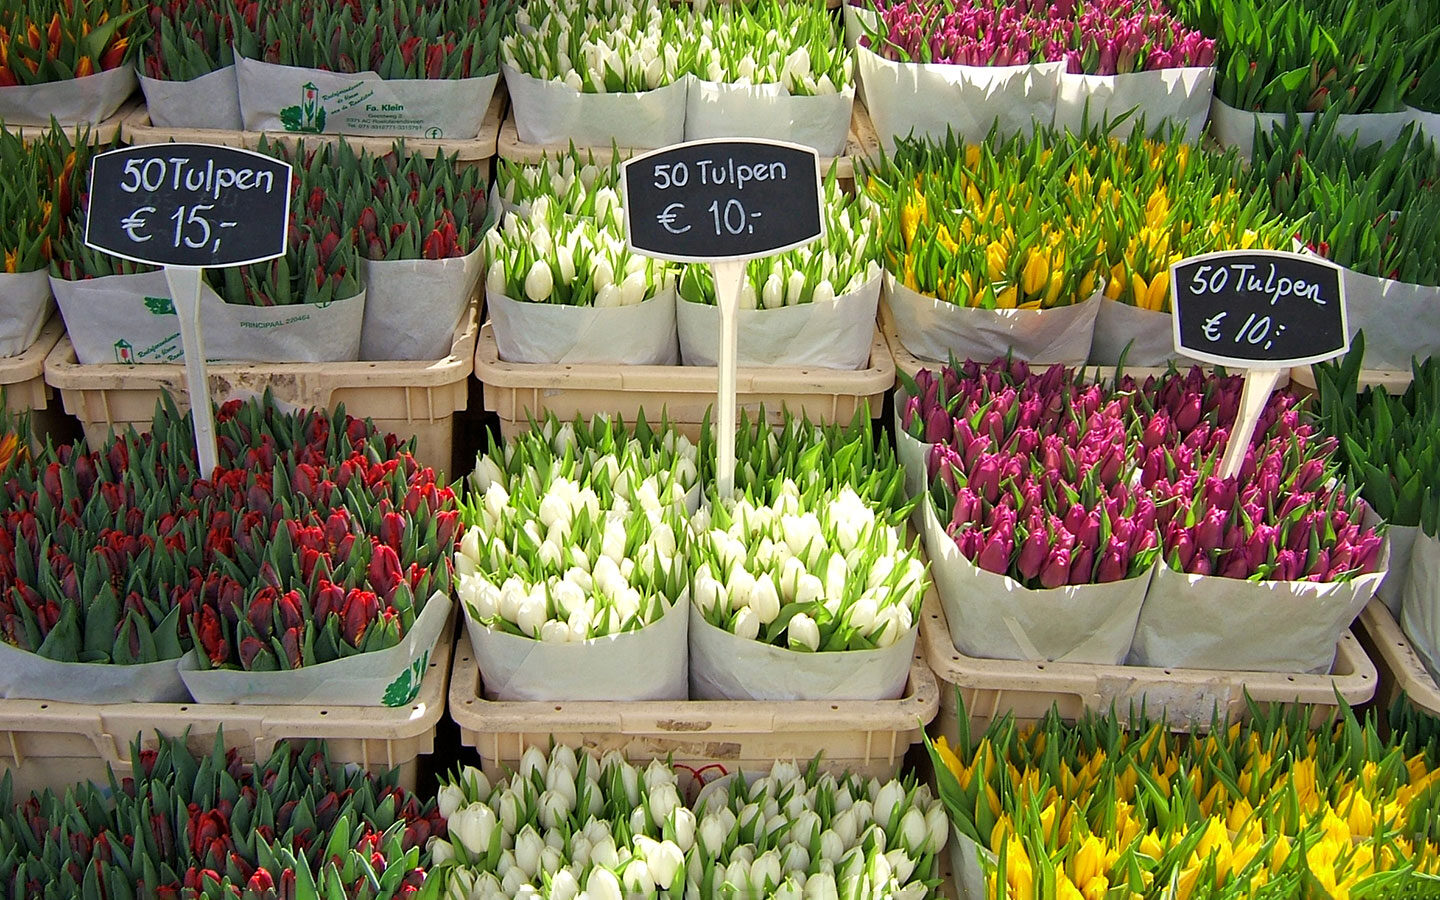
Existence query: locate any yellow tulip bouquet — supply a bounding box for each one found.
[867,126,1298,365]
[928,703,1440,900]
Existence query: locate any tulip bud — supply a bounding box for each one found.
[524,259,554,302]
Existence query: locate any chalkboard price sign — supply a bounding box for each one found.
[85,143,292,269]
[621,139,823,262]
[1170,250,1348,368]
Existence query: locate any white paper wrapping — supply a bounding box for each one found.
[464,596,688,701]
[1379,523,1420,620]
[236,56,498,139]
[885,272,1101,365]
[675,273,879,369]
[893,398,931,511]
[0,66,135,126]
[139,66,243,130]
[1088,297,1204,367]
[1402,533,1440,685]
[487,287,678,365]
[52,270,365,365]
[1128,549,1386,674]
[0,641,189,702]
[1054,67,1215,143]
[684,80,854,157]
[1208,98,1413,160]
[688,610,916,701]
[923,497,1150,664]
[1339,268,1440,370]
[843,4,878,52]
[0,270,52,360]
[1408,106,1440,149]
[949,826,992,900]
[361,245,483,361]
[503,65,688,148]
[857,47,1061,150]
[179,593,450,705]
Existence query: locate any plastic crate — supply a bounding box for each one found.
[1356,598,1440,719]
[495,96,880,187]
[42,302,479,476]
[475,320,894,440]
[123,89,504,167]
[1288,364,1414,397]
[8,99,137,145]
[921,588,1378,737]
[0,315,75,447]
[447,638,939,782]
[0,619,453,797]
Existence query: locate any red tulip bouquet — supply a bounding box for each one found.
[139,0,242,128]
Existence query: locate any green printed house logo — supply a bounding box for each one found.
[381,650,429,707]
[144,295,175,316]
[113,340,135,365]
[281,82,326,133]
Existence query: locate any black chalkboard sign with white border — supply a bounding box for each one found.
[1170,249,1348,368]
[85,143,292,269]
[621,138,824,263]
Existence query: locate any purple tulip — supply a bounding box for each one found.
[1039,546,1073,589]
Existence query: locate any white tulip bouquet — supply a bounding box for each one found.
[429,747,947,899]
[458,415,698,643]
[677,173,879,310]
[690,0,853,96]
[504,0,684,93]
[691,481,927,653]
[494,146,624,224]
[457,416,698,699]
[484,195,674,308]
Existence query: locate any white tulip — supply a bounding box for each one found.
[831,809,858,848]
[515,826,545,878]
[591,835,621,870]
[438,784,465,821]
[789,809,821,849]
[811,278,836,306]
[781,843,811,875]
[565,565,593,591]
[669,807,697,853]
[726,569,757,611]
[818,829,845,863]
[428,836,455,866]
[497,791,523,836]
[592,555,627,599]
[787,613,821,652]
[751,850,783,891]
[795,573,824,606]
[699,813,729,859]
[761,273,785,309]
[515,595,546,637]
[449,803,497,856]
[847,595,879,634]
[748,577,781,624]
[622,859,656,895]
[725,859,752,893]
[618,761,641,807]
[594,282,622,308]
[649,782,681,826]
[739,281,758,309]
[693,575,724,615]
[538,789,572,830]
[779,556,807,602]
[524,259,554,303]
[584,869,624,898]
[731,606,760,641]
[619,270,648,306]
[570,834,593,869]
[500,867,528,896]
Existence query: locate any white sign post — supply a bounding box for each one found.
[622,139,825,497]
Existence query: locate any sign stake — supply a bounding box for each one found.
[1218,367,1283,480]
[620,138,824,502]
[163,265,219,475]
[712,259,745,498]
[84,143,292,478]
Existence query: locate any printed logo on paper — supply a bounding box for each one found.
[381,649,429,707]
[280,82,327,133]
[144,296,176,316]
[113,340,135,366]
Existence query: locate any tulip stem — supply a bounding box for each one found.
[164,264,220,477]
[713,258,745,500]
[1219,367,1283,480]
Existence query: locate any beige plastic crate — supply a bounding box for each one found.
[496,97,880,187]
[0,315,77,448]
[476,321,894,440]
[0,621,454,797]
[921,589,1377,737]
[123,89,504,165]
[1356,597,1440,719]
[448,639,939,782]
[42,302,479,476]
[8,98,137,145]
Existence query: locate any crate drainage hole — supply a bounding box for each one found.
[38,704,47,710]
[1163,670,1172,675]
[320,711,328,716]
[1287,676,1295,682]
[554,706,563,711]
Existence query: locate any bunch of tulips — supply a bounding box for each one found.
[0,122,88,276]
[904,357,1385,584]
[858,0,1214,74]
[928,702,1440,899]
[866,127,1295,312]
[0,732,444,898]
[0,0,140,86]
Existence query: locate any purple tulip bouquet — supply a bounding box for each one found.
[853,0,1217,145]
[905,357,1386,672]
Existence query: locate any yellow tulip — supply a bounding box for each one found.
[1345,790,1375,838]
[1021,250,1048,296]
[1055,872,1085,900]
[1071,835,1106,886]
[2,248,15,275]
[1079,269,1097,299]
[1005,837,1034,900]
[1082,876,1110,900]
[1145,269,1169,312]
[936,224,959,255]
[1131,273,1150,309]
[933,736,965,783]
[994,285,1018,309]
[986,241,1008,283]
